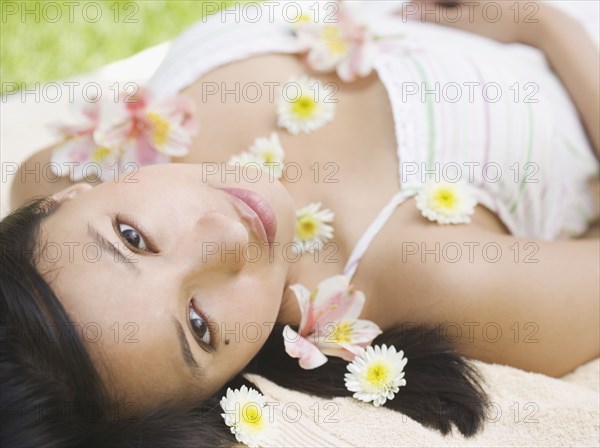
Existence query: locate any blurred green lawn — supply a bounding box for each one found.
[0,1,236,95]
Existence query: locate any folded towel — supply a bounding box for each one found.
[245,357,600,447]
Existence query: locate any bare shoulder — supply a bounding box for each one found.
[355,199,510,318]
[9,145,99,211]
[355,198,599,376]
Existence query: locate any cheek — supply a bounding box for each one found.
[216,289,280,354]
[224,287,281,329]
[213,320,271,382]
[218,307,274,348]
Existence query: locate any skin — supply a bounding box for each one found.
[9,1,600,407]
[38,164,296,410]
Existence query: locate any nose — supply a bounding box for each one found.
[181,211,249,274]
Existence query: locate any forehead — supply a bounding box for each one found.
[40,198,136,289]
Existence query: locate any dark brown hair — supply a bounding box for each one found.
[1,197,488,447]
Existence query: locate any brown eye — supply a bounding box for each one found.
[189,304,211,346]
[118,223,148,251]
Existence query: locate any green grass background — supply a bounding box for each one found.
[0,1,236,95]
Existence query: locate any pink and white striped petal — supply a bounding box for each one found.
[283,325,328,370]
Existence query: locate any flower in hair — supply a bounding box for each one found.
[344,344,407,407]
[277,76,335,135]
[415,180,477,224]
[220,385,275,448]
[294,202,334,253]
[50,86,198,181]
[49,98,120,181]
[293,1,376,82]
[283,275,382,369]
[227,133,286,179]
[95,86,198,163]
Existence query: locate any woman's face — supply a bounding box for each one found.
[38,163,296,410]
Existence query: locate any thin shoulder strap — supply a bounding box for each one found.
[343,189,417,280]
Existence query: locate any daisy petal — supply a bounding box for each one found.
[277,76,335,135]
[415,180,478,224]
[220,385,274,447]
[344,344,408,407]
[294,201,335,253]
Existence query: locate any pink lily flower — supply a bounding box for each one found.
[49,87,198,181]
[295,2,376,82]
[283,275,382,370]
[95,86,199,166]
[49,98,121,181]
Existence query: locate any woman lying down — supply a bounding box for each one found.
[2,0,599,446]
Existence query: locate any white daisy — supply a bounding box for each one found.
[277,76,336,135]
[220,385,274,448]
[344,344,408,407]
[248,132,286,179]
[295,202,334,253]
[291,9,315,30]
[415,180,477,224]
[227,151,262,170]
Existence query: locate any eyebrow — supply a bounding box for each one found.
[87,223,140,272]
[88,224,202,376]
[173,317,203,377]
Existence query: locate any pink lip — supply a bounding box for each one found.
[219,188,277,247]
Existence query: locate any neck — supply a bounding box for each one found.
[276,260,302,326]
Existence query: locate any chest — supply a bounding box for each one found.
[172,52,512,330]
[175,53,402,288]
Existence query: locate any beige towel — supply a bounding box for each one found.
[245,357,600,447]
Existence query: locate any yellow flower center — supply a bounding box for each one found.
[91,146,112,162]
[433,188,458,209]
[263,151,275,164]
[291,95,317,119]
[321,25,348,55]
[240,403,264,431]
[296,215,318,240]
[329,321,353,344]
[146,111,170,147]
[366,362,390,387]
[297,14,311,24]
